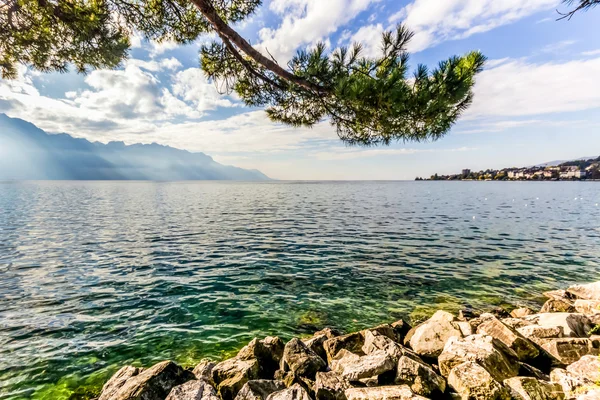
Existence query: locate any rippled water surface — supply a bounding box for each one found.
[1,181,600,399]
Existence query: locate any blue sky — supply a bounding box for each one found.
[1,0,599,180]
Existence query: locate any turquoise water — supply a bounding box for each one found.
[1,181,599,399]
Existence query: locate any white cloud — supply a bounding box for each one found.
[392,0,558,52]
[171,68,236,111]
[149,40,179,57]
[582,49,600,56]
[465,57,600,119]
[540,40,576,54]
[349,24,384,58]
[126,57,183,72]
[257,0,378,62]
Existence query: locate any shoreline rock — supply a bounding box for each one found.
[97,281,600,400]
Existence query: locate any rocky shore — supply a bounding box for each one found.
[96,282,600,400]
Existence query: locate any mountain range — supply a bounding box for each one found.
[0,114,270,181]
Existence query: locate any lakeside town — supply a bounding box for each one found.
[417,156,600,181]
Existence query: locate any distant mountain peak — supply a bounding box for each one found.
[0,113,270,181]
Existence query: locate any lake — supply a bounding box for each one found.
[1,181,599,399]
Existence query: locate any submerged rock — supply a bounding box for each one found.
[408,310,463,358]
[503,377,564,400]
[315,371,350,400]
[234,380,286,400]
[447,361,510,400]
[281,338,326,379]
[438,335,520,382]
[166,380,219,400]
[99,361,194,400]
[395,355,446,397]
[476,314,539,361]
[344,385,428,400]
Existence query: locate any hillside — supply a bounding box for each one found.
[0,114,270,181]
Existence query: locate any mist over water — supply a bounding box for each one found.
[1,181,599,399]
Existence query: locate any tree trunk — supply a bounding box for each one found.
[189,0,330,94]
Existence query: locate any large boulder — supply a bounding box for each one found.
[166,380,219,400]
[338,350,396,381]
[99,366,142,400]
[476,314,539,361]
[344,385,428,400]
[511,308,536,319]
[315,371,350,400]
[408,310,463,358]
[503,377,564,400]
[234,380,286,400]
[438,335,520,382]
[517,326,564,343]
[550,369,596,398]
[361,330,417,363]
[566,282,600,300]
[266,384,311,400]
[238,337,285,378]
[281,338,326,379]
[524,314,594,338]
[574,300,600,316]
[324,333,364,364]
[539,338,598,365]
[566,355,600,383]
[212,358,260,400]
[303,334,329,362]
[193,360,216,381]
[541,299,576,313]
[447,361,510,400]
[99,361,195,400]
[395,355,446,397]
[330,350,361,375]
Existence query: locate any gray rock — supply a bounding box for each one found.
[566,282,600,300]
[324,333,364,364]
[362,324,397,342]
[330,350,361,375]
[408,310,463,358]
[539,338,598,365]
[281,338,326,379]
[99,366,142,400]
[391,319,411,343]
[477,314,539,361]
[524,314,594,338]
[212,358,261,400]
[344,385,428,400]
[574,300,600,316]
[166,380,219,400]
[517,326,564,342]
[266,383,311,400]
[447,361,510,400]
[193,360,216,381]
[503,377,565,400]
[438,334,520,382]
[362,330,415,362]
[315,371,350,400]
[511,308,536,318]
[234,380,286,400]
[566,355,600,383]
[99,361,195,400]
[339,350,396,381]
[238,337,285,377]
[395,355,446,397]
[550,368,596,398]
[303,334,329,362]
[502,318,533,330]
[541,299,576,313]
